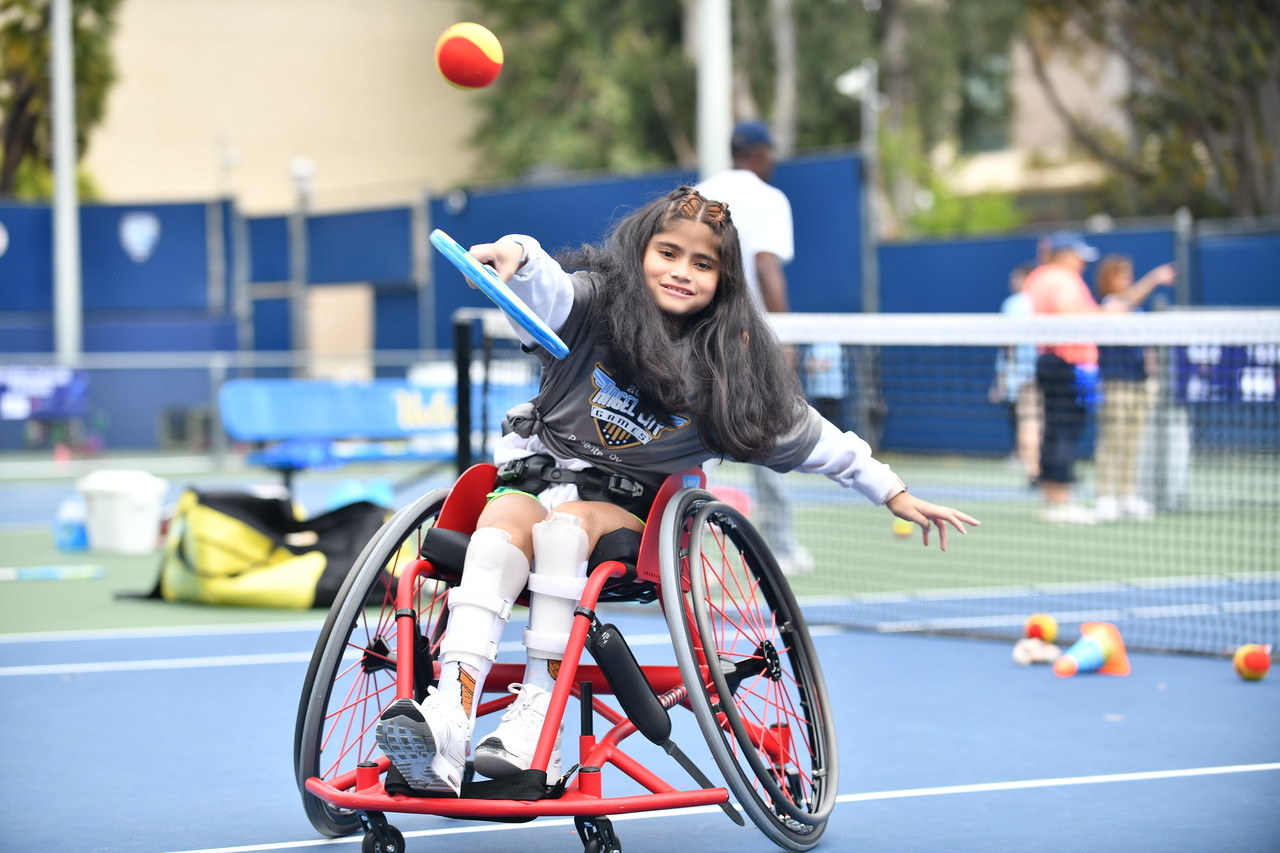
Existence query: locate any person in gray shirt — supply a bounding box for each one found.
[376,187,979,797]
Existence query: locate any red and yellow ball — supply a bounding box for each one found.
[1233,644,1271,681]
[435,22,504,89]
[1024,612,1059,644]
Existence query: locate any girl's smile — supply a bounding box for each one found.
[643,219,721,316]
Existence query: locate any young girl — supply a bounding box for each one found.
[376,186,978,795]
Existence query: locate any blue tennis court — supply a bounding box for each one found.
[3,606,1276,853]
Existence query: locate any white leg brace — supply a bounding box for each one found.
[439,527,530,672]
[523,512,590,661]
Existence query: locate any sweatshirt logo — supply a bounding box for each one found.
[590,366,688,448]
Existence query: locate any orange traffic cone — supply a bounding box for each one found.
[1053,622,1131,677]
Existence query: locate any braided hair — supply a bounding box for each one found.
[561,186,804,462]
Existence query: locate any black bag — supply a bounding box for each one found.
[147,489,388,609]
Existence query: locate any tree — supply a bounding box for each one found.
[1026,0,1280,218]
[462,0,1024,234]
[0,0,120,200]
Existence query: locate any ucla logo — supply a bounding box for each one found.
[589,365,688,449]
[119,211,161,263]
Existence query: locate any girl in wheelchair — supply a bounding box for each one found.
[375,186,978,796]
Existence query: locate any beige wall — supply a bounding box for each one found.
[83,0,485,213]
[1009,38,1130,158]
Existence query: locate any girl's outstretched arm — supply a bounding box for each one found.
[885,491,980,552]
[468,236,576,347]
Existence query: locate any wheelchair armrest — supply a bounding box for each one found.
[420,527,470,580]
[589,528,640,575]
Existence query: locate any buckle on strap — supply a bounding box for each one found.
[604,473,645,500]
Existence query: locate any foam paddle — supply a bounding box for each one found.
[429,229,570,359]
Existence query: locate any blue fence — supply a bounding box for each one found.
[1,156,1276,451]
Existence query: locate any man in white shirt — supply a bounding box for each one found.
[697,121,811,574]
[697,121,795,312]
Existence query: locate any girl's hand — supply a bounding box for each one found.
[467,239,525,284]
[885,491,980,551]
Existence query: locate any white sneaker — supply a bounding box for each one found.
[1038,503,1097,525]
[1095,496,1122,522]
[375,688,470,795]
[473,683,562,779]
[778,547,815,576]
[1123,495,1155,521]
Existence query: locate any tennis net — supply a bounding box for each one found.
[455,308,1280,656]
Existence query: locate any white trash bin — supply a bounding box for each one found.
[77,469,169,555]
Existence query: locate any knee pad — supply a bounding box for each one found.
[524,512,590,661]
[439,527,530,670]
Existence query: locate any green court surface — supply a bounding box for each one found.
[0,526,325,634]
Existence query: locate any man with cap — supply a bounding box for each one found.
[697,120,812,574]
[1023,231,1105,524]
[697,120,794,312]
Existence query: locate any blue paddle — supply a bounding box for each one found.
[430,229,570,359]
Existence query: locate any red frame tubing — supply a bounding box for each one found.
[304,478,733,821]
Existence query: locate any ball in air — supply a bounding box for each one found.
[435,22,504,89]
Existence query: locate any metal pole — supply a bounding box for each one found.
[51,0,81,364]
[860,59,880,315]
[288,157,314,374]
[454,316,473,474]
[209,352,230,471]
[1173,206,1193,307]
[696,0,733,181]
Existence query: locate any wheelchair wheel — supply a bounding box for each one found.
[294,488,451,837]
[658,489,838,852]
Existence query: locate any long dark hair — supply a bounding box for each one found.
[562,186,804,462]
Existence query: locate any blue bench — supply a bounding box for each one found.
[218,378,469,491]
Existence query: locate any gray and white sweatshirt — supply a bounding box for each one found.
[491,236,905,506]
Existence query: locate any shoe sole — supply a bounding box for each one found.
[473,736,561,780]
[375,699,460,795]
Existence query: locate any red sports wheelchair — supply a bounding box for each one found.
[294,464,838,853]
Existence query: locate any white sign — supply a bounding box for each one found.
[119,211,161,263]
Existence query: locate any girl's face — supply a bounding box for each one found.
[643,218,721,317]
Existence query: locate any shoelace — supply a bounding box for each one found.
[500,683,550,725]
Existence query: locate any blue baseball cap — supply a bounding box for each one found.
[1046,230,1100,262]
[731,120,773,151]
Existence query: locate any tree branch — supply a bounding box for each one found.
[1021,31,1145,180]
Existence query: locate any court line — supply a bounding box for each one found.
[0,620,326,644]
[158,762,1280,853]
[0,626,846,677]
[876,599,1280,633]
[0,651,317,676]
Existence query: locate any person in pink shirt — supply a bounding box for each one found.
[1023,231,1103,524]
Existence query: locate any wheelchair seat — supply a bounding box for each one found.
[418,526,656,605]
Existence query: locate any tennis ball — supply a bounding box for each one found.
[891,518,914,538]
[435,22,504,89]
[1025,612,1059,644]
[1052,655,1078,677]
[1233,644,1271,681]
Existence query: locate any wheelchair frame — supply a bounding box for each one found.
[294,464,838,853]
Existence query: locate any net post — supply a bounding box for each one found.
[453,314,473,475]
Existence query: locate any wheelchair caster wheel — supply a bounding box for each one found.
[576,816,621,853]
[362,824,405,853]
[360,812,405,853]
